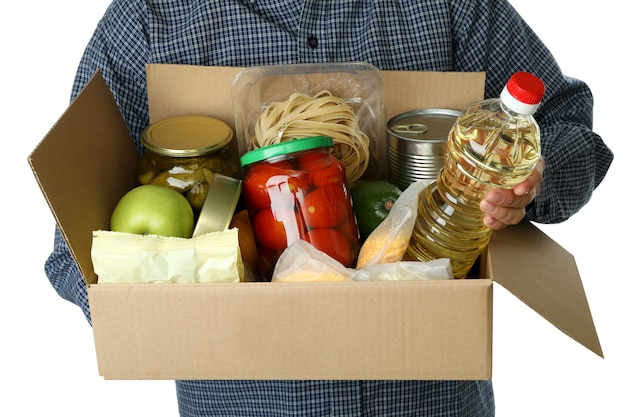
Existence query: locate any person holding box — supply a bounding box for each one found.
[44,1,613,416]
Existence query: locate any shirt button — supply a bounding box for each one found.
[307,35,318,49]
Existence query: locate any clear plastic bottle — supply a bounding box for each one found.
[404,72,545,278]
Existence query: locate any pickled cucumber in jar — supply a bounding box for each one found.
[138,115,241,211]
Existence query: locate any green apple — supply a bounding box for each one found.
[110,184,195,238]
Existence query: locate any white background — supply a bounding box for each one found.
[1,1,623,416]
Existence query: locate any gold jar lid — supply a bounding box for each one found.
[141,115,233,157]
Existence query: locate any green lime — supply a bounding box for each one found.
[349,181,402,239]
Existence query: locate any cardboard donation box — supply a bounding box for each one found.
[28,64,603,380]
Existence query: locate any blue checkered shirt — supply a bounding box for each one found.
[45,0,612,416]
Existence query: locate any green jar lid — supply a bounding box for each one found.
[240,136,333,167]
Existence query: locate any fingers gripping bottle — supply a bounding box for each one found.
[404,72,545,278]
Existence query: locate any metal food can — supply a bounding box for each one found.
[386,108,460,190]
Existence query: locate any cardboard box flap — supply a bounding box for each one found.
[486,221,603,357]
[145,63,486,127]
[146,64,243,126]
[382,69,485,117]
[145,63,485,183]
[28,71,139,285]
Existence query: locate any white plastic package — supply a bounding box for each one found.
[91,229,243,284]
[272,240,452,283]
[272,179,453,282]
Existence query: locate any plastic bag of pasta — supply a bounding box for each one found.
[272,239,452,282]
[356,180,429,268]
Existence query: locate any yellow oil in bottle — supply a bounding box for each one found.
[405,72,544,278]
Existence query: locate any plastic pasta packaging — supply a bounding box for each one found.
[91,229,243,284]
[272,240,452,283]
[253,90,371,184]
[232,63,387,184]
[356,180,429,268]
[272,179,453,282]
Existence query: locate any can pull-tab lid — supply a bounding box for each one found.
[193,174,242,237]
[500,72,545,115]
[391,123,428,136]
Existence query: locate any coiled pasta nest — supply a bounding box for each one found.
[253,90,370,184]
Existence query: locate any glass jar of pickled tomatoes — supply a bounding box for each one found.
[240,136,360,280]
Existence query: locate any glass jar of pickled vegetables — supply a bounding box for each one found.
[240,136,360,280]
[138,116,241,212]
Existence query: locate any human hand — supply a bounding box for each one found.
[479,157,545,230]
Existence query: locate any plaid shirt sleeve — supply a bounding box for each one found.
[45,0,612,415]
[448,0,613,223]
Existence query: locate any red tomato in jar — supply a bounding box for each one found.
[272,164,311,195]
[269,157,297,171]
[242,165,285,212]
[300,185,352,229]
[305,227,357,267]
[296,150,331,172]
[299,153,346,188]
[257,246,282,281]
[243,164,311,212]
[336,216,360,241]
[252,207,306,251]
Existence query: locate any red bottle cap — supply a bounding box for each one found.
[501,72,545,115]
[506,72,545,105]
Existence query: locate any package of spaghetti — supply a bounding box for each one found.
[232,62,386,184]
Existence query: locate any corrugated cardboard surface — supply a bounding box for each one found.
[28,75,138,285]
[487,222,603,357]
[146,64,485,181]
[28,64,601,380]
[146,64,485,128]
[89,280,492,380]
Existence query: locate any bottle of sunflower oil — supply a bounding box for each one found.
[404,72,545,278]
